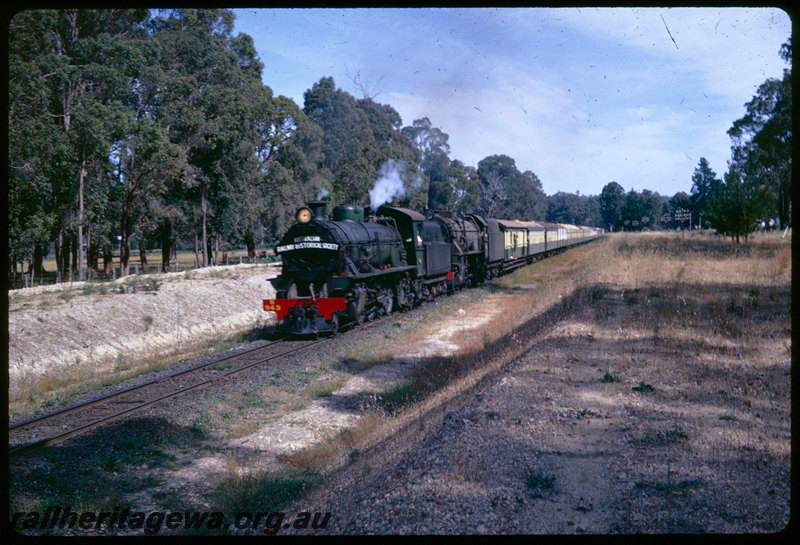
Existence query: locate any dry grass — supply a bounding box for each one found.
[594,231,791,287]
[261,229,790,449]
[251,230,789,534]
[9,329,266,415]
[276,413,385,472]
[244,231,790,502]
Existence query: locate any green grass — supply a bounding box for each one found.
[526,472,556,492]
[81,283,108,295]
[601,371,620,383]
[666,426,688,439]
[189,411,215,437]
[651,469,691,495]
[240,389,268,408]
[632,381,654,392]
[213,469,321,523]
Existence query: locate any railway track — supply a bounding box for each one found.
[8,337,329,457]
[8,287,458,458]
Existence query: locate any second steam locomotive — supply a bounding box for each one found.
[264,201,601,336]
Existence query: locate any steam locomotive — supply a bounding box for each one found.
[264,200,601,336]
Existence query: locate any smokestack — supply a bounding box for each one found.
[307,200,327,220]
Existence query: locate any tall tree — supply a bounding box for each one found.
[640,189,663,229]
[546,192,600,227]
[357,98,424,210]
[581,195,603,228]
[546,192,582,224]
[665,191,692,229]
[706,166,772,243]
[402,117,452,210]
[303,77,422,210]
[727,39,792,228]
[689,158,722,228]
[477,171,506,218]
[303,77,376,206]
[621,189,648,231]
[260,96,326,243]
[520,171,548,221]
[448,162,481,214]
[9,11,62,280]
[113,116,179,276]
[9,9,151,280]
[150,8,269,267]
[477,155,545,220]
[599,181,625,231]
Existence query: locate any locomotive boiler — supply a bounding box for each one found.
[266,201,415,335]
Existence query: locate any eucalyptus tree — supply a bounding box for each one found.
[9,10,62,280]
[705,166,772,243]
[477,171,507,219]
[476,154,546,221]
[548,192,602,227]
[520,170,547,221]
[599,181,625,231]
[8,8,151,280]
[620,189,646,231]
[665,191,692,229]
[581,195,603,228]
[357,97,425,211]
[302,77,423,211]
[617,188,663,231]
[447,161,481,214]
[303,77,376,206]
[546,192,581,224]
[402,117,452,210]
[727,40,792,229]
[259,96,327,245]
[640,189,663,229]
[149,9,271,267]
[112,114,181,276]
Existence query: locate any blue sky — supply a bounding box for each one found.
[232,7,791,198]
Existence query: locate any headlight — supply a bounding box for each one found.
[296,207,313,223]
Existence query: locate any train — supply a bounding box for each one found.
[264,200,602,336]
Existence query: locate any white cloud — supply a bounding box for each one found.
[549,7,790,101]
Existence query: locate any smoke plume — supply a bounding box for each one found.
[369,159,406,210]
[316,187,330,200]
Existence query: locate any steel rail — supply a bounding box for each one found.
[9,339,327,457]
[10,340,283,432]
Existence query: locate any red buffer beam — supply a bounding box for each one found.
[263,298,347,321]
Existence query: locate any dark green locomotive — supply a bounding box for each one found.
[267,201,416,335]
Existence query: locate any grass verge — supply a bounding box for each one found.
[9,326,275,416]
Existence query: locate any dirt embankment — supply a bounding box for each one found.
[7,264,279,396]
